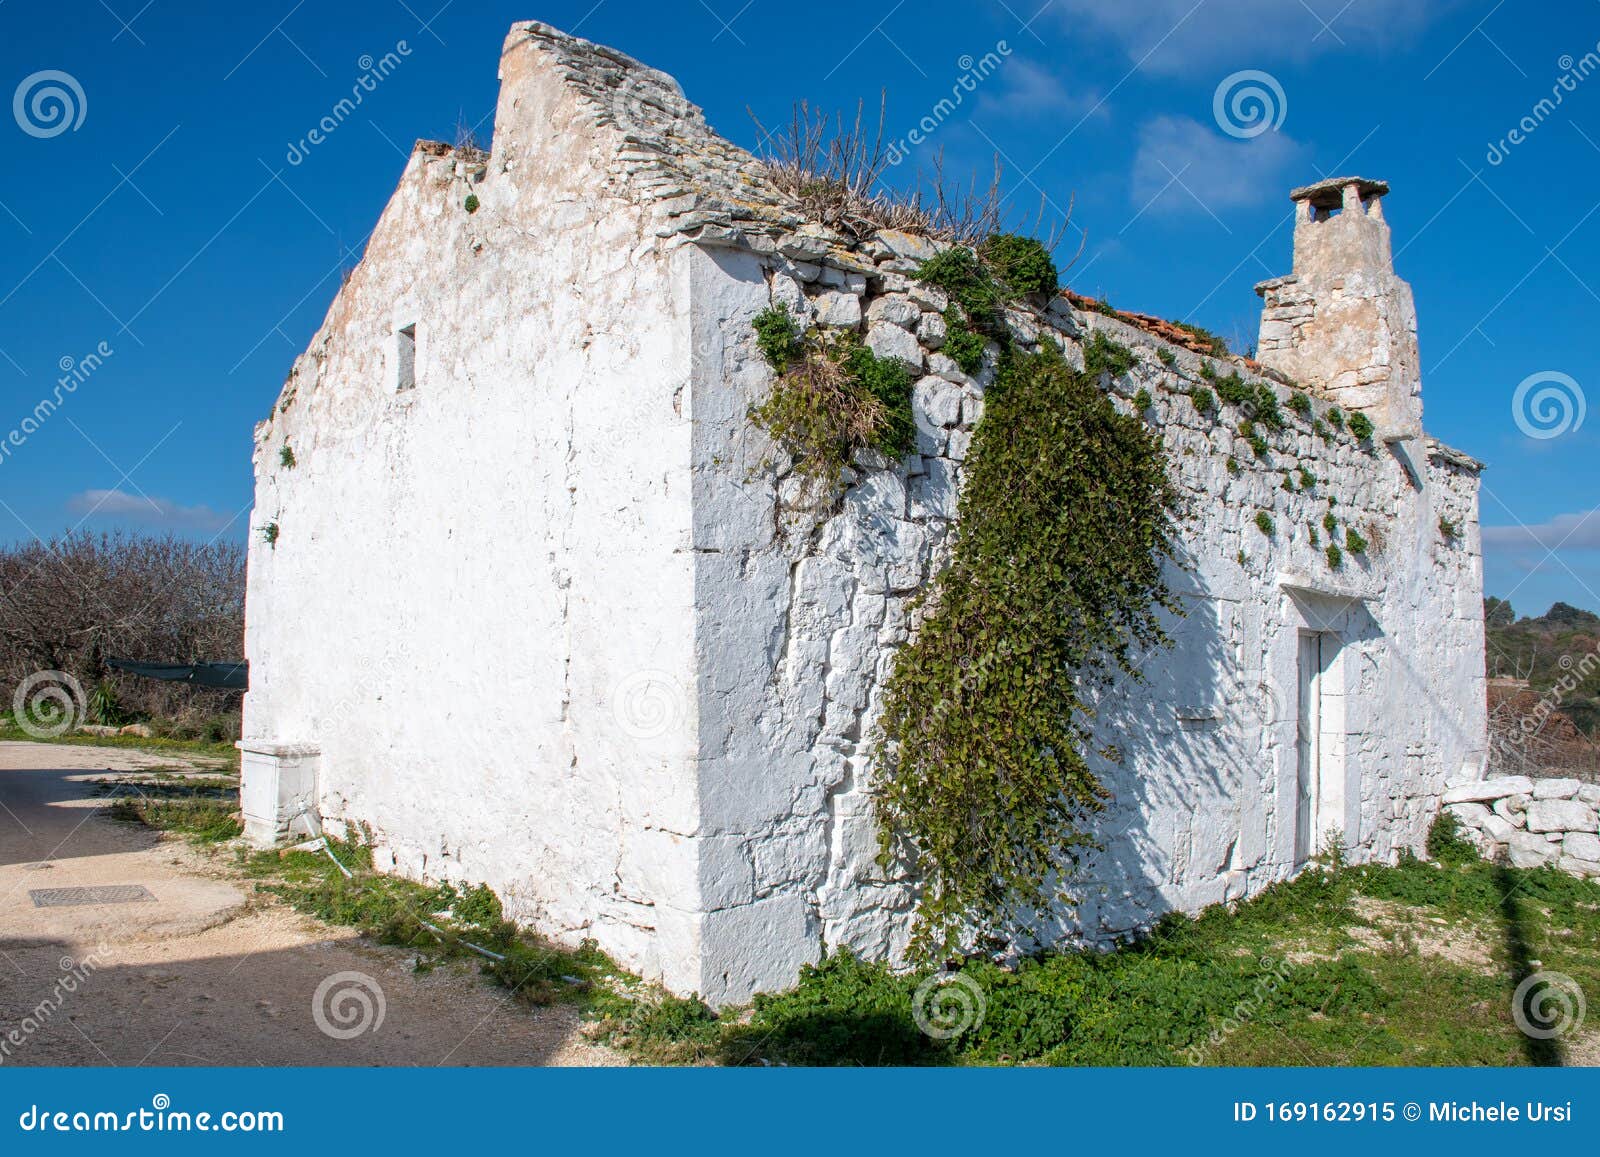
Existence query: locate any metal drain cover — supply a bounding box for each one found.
[29,885,156,908]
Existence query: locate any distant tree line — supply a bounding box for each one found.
[0,530,245,740]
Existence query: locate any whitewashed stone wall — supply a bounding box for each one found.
[242,33,711,993]
[685,240,1488,999]
[243,20,1491,1007]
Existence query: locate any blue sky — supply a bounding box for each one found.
[0,0,1597,619]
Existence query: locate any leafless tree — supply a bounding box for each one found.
[0,530,245,737]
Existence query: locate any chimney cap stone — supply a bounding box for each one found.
[1289,175,1389,207]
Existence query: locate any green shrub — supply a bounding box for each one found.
[1132,387,1153,412]
[1189,386,1216,414]
[1326,543,1344,569]
[1172,322,1229,357]
[279,444,296,469]
[1439,516,1459,540]
[1255,510,1275,537]
[1084,331,1136,379]
[978,232,1058,296]
[1252,384,1284,430]
[1215,374,1253,408]
[1345,527,1368,554]
[876,348,1177,960]
[1238,420,1269,459]
[752,305,804,371]
[942,309,987,374]
[1323,511,1338,535]
[1348,411,1374,441]
[750,328,914,488]
[913,246,1004,332]
[1297,466,1316,490]
[464,193,480,214]
[1425,810,1480,866]
[1326,406,1345,431]
[1288,391,1313,418]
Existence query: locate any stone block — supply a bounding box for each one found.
[1532,777,1582,800]
[1508,830,1559,869]
[1441,776,1533,804]
[1563,831,1600,862]
[1526,799,1596,833]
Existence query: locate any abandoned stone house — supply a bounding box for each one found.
[239,20,1488,1004]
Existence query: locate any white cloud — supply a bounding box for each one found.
[1050,0,1440,74]
[1129,115,1306,215]
[976,59,1105,121]
[1483,512,1600,554]
[68,488,231,533]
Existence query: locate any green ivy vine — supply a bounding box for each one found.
[874,342,1179,962]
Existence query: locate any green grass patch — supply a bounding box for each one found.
[586,844,1600,1067]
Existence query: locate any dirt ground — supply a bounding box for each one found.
[0,741,622,1066]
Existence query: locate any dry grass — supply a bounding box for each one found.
[750,97,1076,254]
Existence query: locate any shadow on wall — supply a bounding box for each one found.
[1029,542,1391,946]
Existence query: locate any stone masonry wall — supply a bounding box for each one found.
[1445,776,1600,875]
[683,221,1488,1000]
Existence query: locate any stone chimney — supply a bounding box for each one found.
[1255,177,1422,437]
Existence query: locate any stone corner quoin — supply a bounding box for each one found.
[236,20,1491,1005]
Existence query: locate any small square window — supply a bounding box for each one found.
[394,323,417,391]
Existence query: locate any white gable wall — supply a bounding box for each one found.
[242,36,706,991]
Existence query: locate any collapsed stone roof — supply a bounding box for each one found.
[515,20,816,251]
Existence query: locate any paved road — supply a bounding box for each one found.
[0,741,619,1066]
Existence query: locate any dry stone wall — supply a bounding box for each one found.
[1445,776,1600,875]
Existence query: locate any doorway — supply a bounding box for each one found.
[1295,630,1342,865]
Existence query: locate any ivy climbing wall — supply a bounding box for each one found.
[683,234,1486,1001]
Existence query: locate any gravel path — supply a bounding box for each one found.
[0,741,622,1067]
